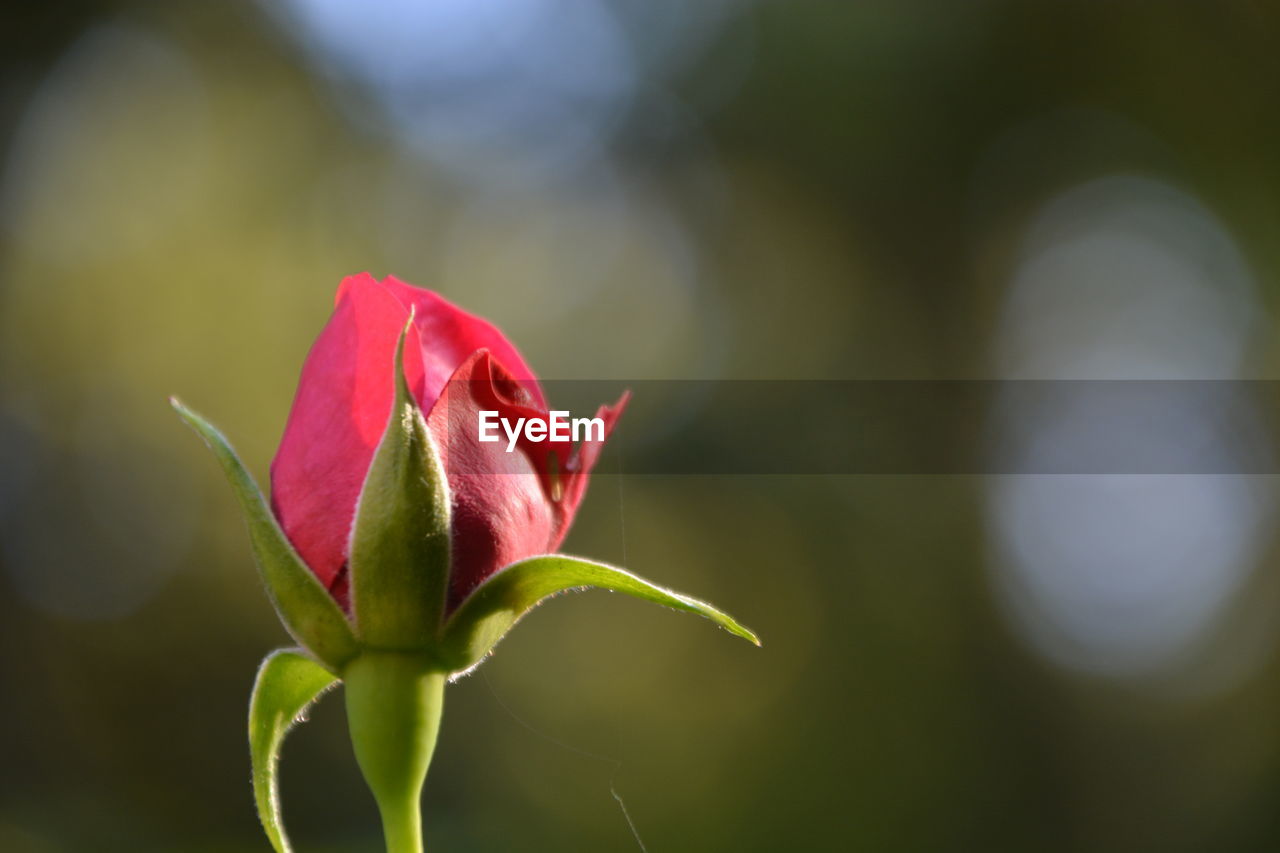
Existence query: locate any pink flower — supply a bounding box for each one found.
[269,273,627,611]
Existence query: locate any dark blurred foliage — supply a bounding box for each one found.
[6,2,1280,851]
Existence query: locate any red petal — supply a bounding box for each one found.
[270,274,423,591]
[379,276,546,411]
[427,350,559,609]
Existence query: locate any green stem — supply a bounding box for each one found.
[344,651,446,853]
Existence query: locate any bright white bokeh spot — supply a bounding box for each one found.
[997,176,1257,380]
[991,475,1267,677]
[987,175,1272,684]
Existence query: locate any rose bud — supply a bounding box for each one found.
[171,273,758,853]
[269,273,630,628]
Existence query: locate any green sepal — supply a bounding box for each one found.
[171,397,359,669]
[348,318,451,649]
[438,554,761,673]
[248,648,339,853]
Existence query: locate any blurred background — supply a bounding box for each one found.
[5,2,1280,850]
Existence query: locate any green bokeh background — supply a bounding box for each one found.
[5,3,1280,851]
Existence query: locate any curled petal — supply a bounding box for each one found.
[427,351,559,609]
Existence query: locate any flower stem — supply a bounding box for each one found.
[344,651,446,853]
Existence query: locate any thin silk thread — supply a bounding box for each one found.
[480,669,648,852]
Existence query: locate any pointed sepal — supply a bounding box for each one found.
[171,398,359,669]
[438,554,760,673]
[248,649,339,853]
[348,317,452,649]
